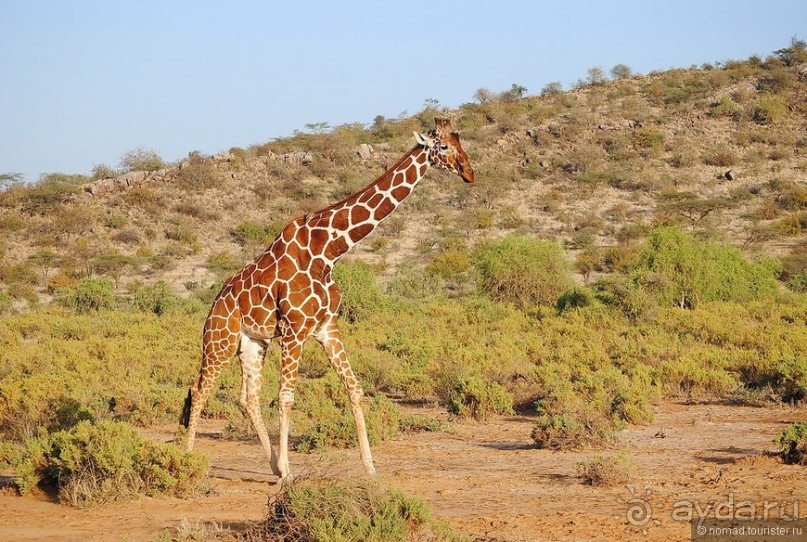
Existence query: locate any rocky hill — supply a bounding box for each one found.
[1,41,806,309]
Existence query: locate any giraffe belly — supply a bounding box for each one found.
[241,311,280,340]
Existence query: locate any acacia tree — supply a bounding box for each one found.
[94,251,140,288]
[28,250,61,283]
[611,64,633,80]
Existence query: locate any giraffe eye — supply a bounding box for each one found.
[439,144,448,151]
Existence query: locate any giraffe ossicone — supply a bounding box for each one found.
[181,117,474,481]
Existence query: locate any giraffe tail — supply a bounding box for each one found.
[180,388,192,428]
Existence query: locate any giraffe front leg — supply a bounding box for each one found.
[316,324,376,476]
[277,335,303,482]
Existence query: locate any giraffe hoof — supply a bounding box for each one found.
[277,472,294,486]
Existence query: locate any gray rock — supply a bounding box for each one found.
[357,143,374,159]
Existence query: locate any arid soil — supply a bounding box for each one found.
[1,401,805,542]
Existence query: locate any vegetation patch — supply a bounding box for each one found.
[776,421,807,465]
[576,450,635,486]
[631,227,780,309]
[15,419,208,506]
[242,479,468,542]
[475,236,573,308]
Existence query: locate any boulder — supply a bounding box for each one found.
[357,143,374,159]
[115,170,148,187]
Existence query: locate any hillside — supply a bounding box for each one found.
[1,41,806,307]
[2,40,807,542]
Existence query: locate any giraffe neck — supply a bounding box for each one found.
[307,145,430,262]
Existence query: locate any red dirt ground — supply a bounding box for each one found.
[1,401,805,542]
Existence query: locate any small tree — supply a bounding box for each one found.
[541,81,564,95]
[0,172,24,191]
[91,163,117,180]
[611,64,633,80]
[304,122,331,134]
[132,281,181,315]
[657,192,732,228]
[473,87,495,104]
[28,250,61,283]
[500,83,527,102]
[94,251,140,288]
[64,277,116,312]
[586,66,607,86]
[119,147,165,172]
[633,227,780,309]
[773,36,807,66]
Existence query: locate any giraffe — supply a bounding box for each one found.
[181,117,474,480]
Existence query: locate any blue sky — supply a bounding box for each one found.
[1,1,804,182]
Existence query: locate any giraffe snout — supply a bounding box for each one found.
[459,164,475,183]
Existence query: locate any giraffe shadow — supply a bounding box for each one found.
[209,466,278,483]
[695,446,763,464]
[535,472,577,483]
[478,441,535,451]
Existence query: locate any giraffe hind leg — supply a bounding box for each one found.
[180,388,192,428]
[184,330,237,452]
[238,334,281,477]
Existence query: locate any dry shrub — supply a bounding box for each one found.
[242,479,464,542]
[577,450,635,486]
[703,146,738,167]
[15,420,208,506]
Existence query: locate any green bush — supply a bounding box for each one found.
[447,375,514,420]
[119,147,165,172]
[776,421,807,465]
[632,227,779,308]
[427,248,471,282]
[295,375,400,453]
[232,220,284,247]
[0,290,12,314]
[475,236,573,308]
[738,356,807,404]
[399,415,450,433]
[531,359,655,449]
[60,278,116,312]
[752,96,787,125]
[17,173,85,211]
[789,272,807,293]
[0,440,22,468]
[247,479,465,542]
[594,275,656,319]
[132,281,182,315]
[632,127,665,155]
[333,261,388,322]
[556,287,595,313]
[205,250,242,275]
[175,154,223,191]
[0,309,204,436]
[15,420,208,506]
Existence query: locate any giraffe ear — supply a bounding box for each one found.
[413,131,432,147]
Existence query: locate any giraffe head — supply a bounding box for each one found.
[414,117,475,183]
